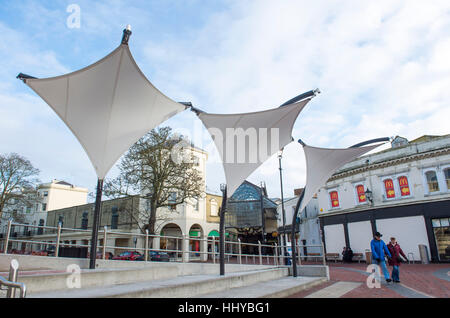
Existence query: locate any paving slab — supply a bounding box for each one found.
[305,282,361,298]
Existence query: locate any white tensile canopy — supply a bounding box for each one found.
[22,43,186,179]
[196,99,312,197]
[298,143,382,213]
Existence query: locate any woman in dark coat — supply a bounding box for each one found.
[387,237,408,283]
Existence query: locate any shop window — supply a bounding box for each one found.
[425,171,439,193]
[384,179,396,199]
[432,218,450,261]
[398,176,411,197]
[355,184,366,203]
[329,191,340,208]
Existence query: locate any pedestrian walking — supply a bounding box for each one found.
[387,237,408,283]
[370,232,392,283]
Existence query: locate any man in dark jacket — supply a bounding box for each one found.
[370,232,392,283]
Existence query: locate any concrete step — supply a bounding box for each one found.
[197,276,328,298]
[20,264,179,294]
[29,268,290,298]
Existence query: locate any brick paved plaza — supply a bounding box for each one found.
[289,263,450,298]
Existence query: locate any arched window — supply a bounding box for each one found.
[425,171,439,192]
[398,176,411,196]
[384,179,396,199]
[355,184,366,203]
[329,191,340,208]
[444,168,450,190]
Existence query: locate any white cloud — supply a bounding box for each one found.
[1,0,450,197]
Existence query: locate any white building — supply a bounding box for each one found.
[27,180,88,227]
[317,135,450,263]
[0,180,88,233]
[276,191,321,255]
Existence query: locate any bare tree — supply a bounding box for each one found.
[0,153,41,221]
[104,127,204,235]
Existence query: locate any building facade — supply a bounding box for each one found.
[317,135,450,263]
[0,180,88,235]
[276,191,321,255]
[20,147,220,257]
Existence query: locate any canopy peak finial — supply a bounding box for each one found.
[121,25,132,45]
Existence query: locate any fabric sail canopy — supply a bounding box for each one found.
[298,142,383,213]
[196,99,312,197]
[22,43,186,179]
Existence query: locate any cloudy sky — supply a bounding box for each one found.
[1,0,449,200]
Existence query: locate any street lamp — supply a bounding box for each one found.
[365,188,373,204]
[278,148,288,264]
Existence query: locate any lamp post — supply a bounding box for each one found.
[365,188,373,205]
[278,149,288,264]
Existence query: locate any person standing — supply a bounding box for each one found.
[387,237,408,283]
[370,232,392,283]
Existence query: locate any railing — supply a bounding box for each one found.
[1,220,327,267]
[0,259,27,298]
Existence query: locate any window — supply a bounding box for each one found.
[444,168,450,190]
[355,184,366,203]
[194,198,199,211]
[42,203,47,211]
[43,191,48,197]
[168,192,177,204]
[384,179,396,199]
[425,171,440,193]
[398,176,411,197]
[210,199,218,216]
[58,215,64,227]
[329,191,340,208]
[81,211,88,230]
[111,206,118,229]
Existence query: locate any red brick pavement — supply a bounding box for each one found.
[290,262,450,298]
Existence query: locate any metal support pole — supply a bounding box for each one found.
[219,185,227,276]
[212,236,216,264]
[278,151,288,264]
[6,259,19,298]
[291,186,306,277]
[145,230,149,262]
[102,226,107,260]
[4,219,12,254]
[238,238,242,265]
[55,222,62,258]
[258,241,262,265]
[89,178,104,269]
[259,184,266,245]
[275,243,279,266]
[321,240,326,266]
